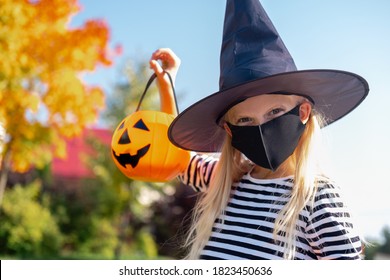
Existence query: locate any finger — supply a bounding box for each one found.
[149,59,164,76]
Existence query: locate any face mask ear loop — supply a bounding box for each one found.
[135,71,180,114]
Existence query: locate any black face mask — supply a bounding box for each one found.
[227,105,305,171]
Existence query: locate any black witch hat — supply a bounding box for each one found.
[169,0,369,152]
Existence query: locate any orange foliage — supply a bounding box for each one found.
[0,0,118,172]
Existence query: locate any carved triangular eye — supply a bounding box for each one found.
[118,129,131,144]
[133,119,149,131]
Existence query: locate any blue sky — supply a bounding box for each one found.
[71,0,390,240]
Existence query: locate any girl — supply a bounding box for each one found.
[149,0,368,260]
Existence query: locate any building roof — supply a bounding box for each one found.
[52,128,112,179]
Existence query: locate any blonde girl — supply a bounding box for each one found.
[149,0,368,260]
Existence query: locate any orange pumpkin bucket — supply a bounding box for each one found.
[111,73,190,182]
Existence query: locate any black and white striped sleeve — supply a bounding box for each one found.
[178,152,218,192]
[305,183,362,259]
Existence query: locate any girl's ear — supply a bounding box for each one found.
[223,123,232,137]
[299,102,312,124]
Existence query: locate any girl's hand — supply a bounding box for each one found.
[150,48,181,116]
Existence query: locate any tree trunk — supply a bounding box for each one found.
[0,150,11,208]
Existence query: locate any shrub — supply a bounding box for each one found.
[0,180,63,258]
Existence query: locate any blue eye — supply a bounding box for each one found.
[270,108,283,115]
[237,117,253,124]
[266,108,286,119]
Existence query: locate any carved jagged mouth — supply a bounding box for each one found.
[112,144,151,168]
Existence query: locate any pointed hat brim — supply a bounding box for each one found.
[168,69,369,152]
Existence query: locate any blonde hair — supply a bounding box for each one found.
[274,113,327,259]
[184,112,328,259]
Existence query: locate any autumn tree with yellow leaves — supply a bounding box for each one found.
[0,0,117,205]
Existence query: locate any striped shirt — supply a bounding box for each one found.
[180,154,362,260]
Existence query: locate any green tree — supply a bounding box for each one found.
[378,226,390,254]
[46,177,122,259]
[363,226,390,259]
[0,180,63,258]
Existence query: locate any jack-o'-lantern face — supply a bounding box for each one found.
[111,111,190,182]
[112,117,150,169]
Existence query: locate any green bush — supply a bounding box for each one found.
[0,180,63,258]
[77,217,119,259]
